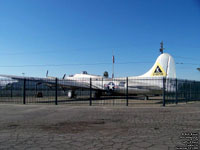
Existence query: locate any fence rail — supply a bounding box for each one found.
[0,77,200,106]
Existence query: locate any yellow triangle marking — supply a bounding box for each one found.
[151,62,166,77]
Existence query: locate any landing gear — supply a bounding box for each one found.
[36,92,43,97]
[92,91,102,98]
[67,90,75,98]
[144,96,149,100]
[35,82,43,97]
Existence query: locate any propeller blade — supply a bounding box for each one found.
[63,74,66,79]
[46,70,48,77]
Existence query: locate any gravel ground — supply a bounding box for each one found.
[0,102,199,150]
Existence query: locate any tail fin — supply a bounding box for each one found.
[140,53,176,78]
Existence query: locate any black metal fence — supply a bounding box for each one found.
[0,77,200,106]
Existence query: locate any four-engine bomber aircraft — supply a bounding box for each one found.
[0,52,176,99]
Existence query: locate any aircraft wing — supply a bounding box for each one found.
[0,74,104,91]
[0,74,49,82]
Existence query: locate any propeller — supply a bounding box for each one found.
[63,74,66,79]
[46,70,49,77]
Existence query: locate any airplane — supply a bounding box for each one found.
[0,52,176,99]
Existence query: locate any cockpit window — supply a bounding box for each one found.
[82,71,88,74]
[119,82,125,87]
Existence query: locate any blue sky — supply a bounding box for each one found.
[0,0,200,80]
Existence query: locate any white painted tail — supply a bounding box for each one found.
[140,53,176,78]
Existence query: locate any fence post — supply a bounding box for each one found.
[23,79,26,104]
[55,78,58,105]
[185,80,188,103]
[189,81,192,101]
[198,82,199,100]
[194,81,196,101]
[90,78,92,106]
[175,78,178,104]
[163,77,166,107]
[126,77,128,106]
[10,85,13,98]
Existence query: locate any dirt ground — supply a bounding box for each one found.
[0,102,199,150]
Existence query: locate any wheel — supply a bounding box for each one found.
[68,90,75,98]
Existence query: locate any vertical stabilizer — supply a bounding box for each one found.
[140,53,176,78]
